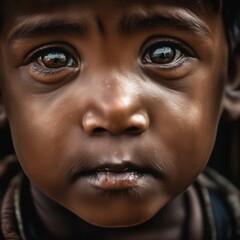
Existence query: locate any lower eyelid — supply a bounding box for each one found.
[142,60,187,71]
[31,63,64,75]
[27,61,80,84]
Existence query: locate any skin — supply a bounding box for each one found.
[0,0,232,239]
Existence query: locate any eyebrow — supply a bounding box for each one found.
[8,19,88,43]
[120,11,212,39]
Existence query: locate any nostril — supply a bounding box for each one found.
[125,127,142,134]
[93,127,107,134]
[82,111,149,135]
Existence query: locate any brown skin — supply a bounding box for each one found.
[0,0,237,239]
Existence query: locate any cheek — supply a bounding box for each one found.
[8,99,75,195]
[150,84,223,190]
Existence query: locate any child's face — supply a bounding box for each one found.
[0,0,228,227]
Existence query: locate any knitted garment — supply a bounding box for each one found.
[0,155,240,240]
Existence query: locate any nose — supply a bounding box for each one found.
[82,93,149,135]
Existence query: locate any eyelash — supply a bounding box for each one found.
[141,38,195,69]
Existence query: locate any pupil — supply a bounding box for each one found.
[150,46,175,64]
[42,52,67,68]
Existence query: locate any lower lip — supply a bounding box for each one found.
[86,171,144,190]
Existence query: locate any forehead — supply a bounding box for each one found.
[2,0,218,13]
[1,0,221,36]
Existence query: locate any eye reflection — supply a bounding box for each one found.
[143,43,182,65]
[38,50,76,69]
[150,46,175,64]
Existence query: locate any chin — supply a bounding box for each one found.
[85,219,148,228]
[80,208,156,228]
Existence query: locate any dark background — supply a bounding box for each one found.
[208,118,240,187]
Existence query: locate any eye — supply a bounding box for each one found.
[141,39,194,68]
[26,44,80,83]
[143,44,180,64]
[38,51,76,69]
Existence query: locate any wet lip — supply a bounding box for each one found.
[88,171,143,190]
[73,164,158,190]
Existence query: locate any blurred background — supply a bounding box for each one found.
[208,118,240,188]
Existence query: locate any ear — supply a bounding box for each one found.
[0,96,7,127]
[223,43,240,121]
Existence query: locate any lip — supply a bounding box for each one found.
[88,171,143,190]
[72,163,161,191]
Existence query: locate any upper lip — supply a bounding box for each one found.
[96,163,144,173]
[67,146,166,181]
[81,163,145,174]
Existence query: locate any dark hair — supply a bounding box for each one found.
[222,1,240,48]
[200,0,240,48]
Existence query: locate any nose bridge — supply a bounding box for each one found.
[82,70,149,135]
[96,71,140,124]
[91,68,137,111]
[102,87,135,124]
[101,72,136,115]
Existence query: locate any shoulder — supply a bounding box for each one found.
[196,167,240,239]
[0,155,21,198]
[0,155,22,240]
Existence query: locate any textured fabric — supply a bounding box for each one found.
[0,155,240,240]
[196,167,240,239]
[0,155,22,240]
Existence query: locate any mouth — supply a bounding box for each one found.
[72,163,161,191]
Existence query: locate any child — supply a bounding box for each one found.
[0,0,240,239]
